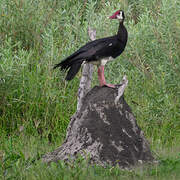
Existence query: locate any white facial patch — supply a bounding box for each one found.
[117,11,123,20]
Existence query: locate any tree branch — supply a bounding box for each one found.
[115,75,128,105]
[77,27,96,112]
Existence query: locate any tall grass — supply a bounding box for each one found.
[0,0,180,179]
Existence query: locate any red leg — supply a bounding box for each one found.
[98,66,115,88]
[98,65,105,86]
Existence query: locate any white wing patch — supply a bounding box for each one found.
[109,43,113,46]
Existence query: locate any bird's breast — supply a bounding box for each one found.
[101,57,114,66]
[89,56,114,66]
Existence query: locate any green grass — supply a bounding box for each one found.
[1,135,180,179]
[0,0,180,179]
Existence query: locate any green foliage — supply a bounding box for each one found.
[0,0,180,179]
[0,136,180,180]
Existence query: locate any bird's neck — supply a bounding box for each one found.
[117,21,127,42]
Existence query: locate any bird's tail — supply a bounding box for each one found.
[53,59,83,80]
[53,59,71,70]
[65,62,82,80]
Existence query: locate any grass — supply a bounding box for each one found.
[0,0,180,179]
[1,134,180,179]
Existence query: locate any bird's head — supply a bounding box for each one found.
[109,10,125,22]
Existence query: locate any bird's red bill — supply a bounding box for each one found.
[109,10,120,19]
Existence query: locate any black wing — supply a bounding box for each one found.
[54,35,125,69]
[73,36,123,62]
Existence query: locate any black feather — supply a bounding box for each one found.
[65,62,82,80]
[53,59,70,70]
[53,10,128,81]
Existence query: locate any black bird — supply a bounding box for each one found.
[54,10,128,88]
